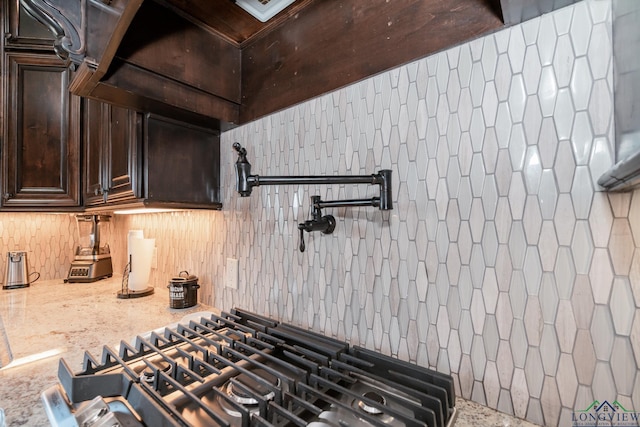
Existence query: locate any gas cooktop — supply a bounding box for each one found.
[41,308,457,427]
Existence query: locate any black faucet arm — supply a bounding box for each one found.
[232,143,393,209]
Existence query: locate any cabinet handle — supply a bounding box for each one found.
[94,186,109,202]
[3,193,12,200]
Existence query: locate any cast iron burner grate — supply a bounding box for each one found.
[41,308,457,427]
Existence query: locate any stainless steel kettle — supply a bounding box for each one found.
[3,251,39,289]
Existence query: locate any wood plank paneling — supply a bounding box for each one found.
[117,0,241,104]
[99,60,240,127]
[240,0,503,122]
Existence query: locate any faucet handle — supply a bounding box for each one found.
[233,142,247,157]
[297,213,336,252]
[298,225,306,252]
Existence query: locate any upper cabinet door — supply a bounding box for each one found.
[82,99,142,206]
[82,98,107,206]
[104,105,142,203]
[2,51,81,209]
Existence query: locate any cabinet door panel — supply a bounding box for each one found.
[83,98,106,206]
[146,115,220,204]
[2,52,80,208]
[105,106,141,202]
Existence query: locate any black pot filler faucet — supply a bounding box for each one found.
[233,142,393,252]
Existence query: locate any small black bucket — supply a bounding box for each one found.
[168,271,200,309]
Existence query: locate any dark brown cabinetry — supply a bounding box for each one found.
[4,0,54,49]
[1,51,81,209]
[1,0,82,210]
[83,98,142,206]
[142,114,221,209]
[1,0,221,212]
[83,107,222,211]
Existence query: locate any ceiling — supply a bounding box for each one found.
[160,0,316,47]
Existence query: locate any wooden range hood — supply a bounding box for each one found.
[22,0,578,130]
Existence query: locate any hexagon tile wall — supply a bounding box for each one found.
[4,1,638,426]
[215,1,639,425]
[0,213,79,281]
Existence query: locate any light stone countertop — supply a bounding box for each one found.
[0,277,539,427]
[0,276,219,426]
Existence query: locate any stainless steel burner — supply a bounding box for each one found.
[347,382,398,425]
[219,368,281,417]
[227,381,274,405]
[139,359,172,384]
[358,391,386,415]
